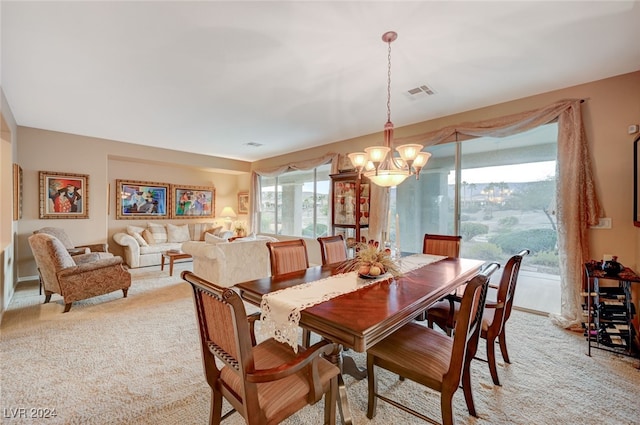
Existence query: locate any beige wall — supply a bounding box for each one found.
[1,88,19,316]
[6,71,640,308]
[16,128,251,278]
[253,71,640,270]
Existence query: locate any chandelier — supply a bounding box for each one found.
[348,31,431,187]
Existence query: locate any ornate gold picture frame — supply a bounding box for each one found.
[116,179,170,220]
[171,184,215,218]
[13,164,22,220]
[39,171,89,219]
[238,191,249,214]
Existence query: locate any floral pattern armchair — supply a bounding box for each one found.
[28,233,131,312]
[33,226,110,255]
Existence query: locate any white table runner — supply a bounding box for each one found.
[259,254,446,351]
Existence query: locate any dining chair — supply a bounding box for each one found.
[426,249,530,386]
[366,264,496,425]
[266,239,310,276]
[423,233,462,257]
[317,235,348,265]
[414,233,464,321]
[266,239,312,346]
[182,271,339,425]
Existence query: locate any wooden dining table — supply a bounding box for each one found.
[236,255,485,425]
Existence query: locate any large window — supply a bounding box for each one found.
[395,124,557,253]
[259,164,331,237]
[393,123,560,313]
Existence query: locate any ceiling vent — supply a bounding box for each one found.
[244,142,263,147]
[406,84,437,98]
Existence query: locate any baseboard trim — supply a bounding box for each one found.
[18,275,39,283]
[513,306,550,317]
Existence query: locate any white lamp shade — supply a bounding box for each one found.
[348,152,368,169]
[364,146,390,164]
[413,151,432,168]
[396,144,424,162]
[220,206,237,218]
[365,169,409,187]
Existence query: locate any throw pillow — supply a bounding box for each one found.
[142,229,155,245]
[132,232,149,247]
[188,222,216,241]
[167,223,191,243]
[209,225,223,238]
[147,222,168,244]
[204,232,228,244]
[126,225,145,237]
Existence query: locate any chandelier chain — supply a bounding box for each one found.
[347,31,430,187]
[386,39,392,123]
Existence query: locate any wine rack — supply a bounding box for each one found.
[583,262,640,358]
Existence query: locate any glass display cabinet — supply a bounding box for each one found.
[331,172,370,247]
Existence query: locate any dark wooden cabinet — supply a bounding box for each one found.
[330,172,370,246]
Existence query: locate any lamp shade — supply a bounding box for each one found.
[396,144,424,162]
[220,206,237,219]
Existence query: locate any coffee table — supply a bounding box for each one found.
[161,250,192,276]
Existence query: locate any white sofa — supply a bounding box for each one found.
[181,235,278,288]
[182,235,278,316]
[112,222,233,268]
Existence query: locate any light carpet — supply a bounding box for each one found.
[1,264,639,425]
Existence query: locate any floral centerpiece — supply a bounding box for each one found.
[338,242,402,277]
[233,221,247,237]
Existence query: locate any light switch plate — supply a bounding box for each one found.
[590,217,612,229]
[629,124,639,134]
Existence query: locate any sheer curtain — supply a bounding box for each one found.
[248,99,600,327]
[394,99,601,328]
[249,153,338,236]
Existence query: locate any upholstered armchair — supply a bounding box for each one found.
[28,233,131,312]
[33,226,110,255]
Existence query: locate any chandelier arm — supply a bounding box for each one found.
[390,156,407,170]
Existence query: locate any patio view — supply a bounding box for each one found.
[259,125,562,315]
[394,123,561,315]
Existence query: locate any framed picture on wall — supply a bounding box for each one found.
[13,164,22,220]
[39,171,89,219]
[634,134,640,227]
[170,184,215,218]
[238,191,249,214]
[116,179,170,220]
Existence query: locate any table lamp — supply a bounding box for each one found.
[220,206,237,230]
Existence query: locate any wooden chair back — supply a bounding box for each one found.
[317,235,348,265]
[266,239,310,276]
[446,264,495,385]
[183,270,339,424]
[186,271,255,419]
[422,234,462,258]
[487,249,529,339]
[366,268,492,425]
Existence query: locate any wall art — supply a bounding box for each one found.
[116,179,169,219]
[171,184,215,218]
[39,171,89,219]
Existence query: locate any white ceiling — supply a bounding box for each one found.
[2,1,640,162]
